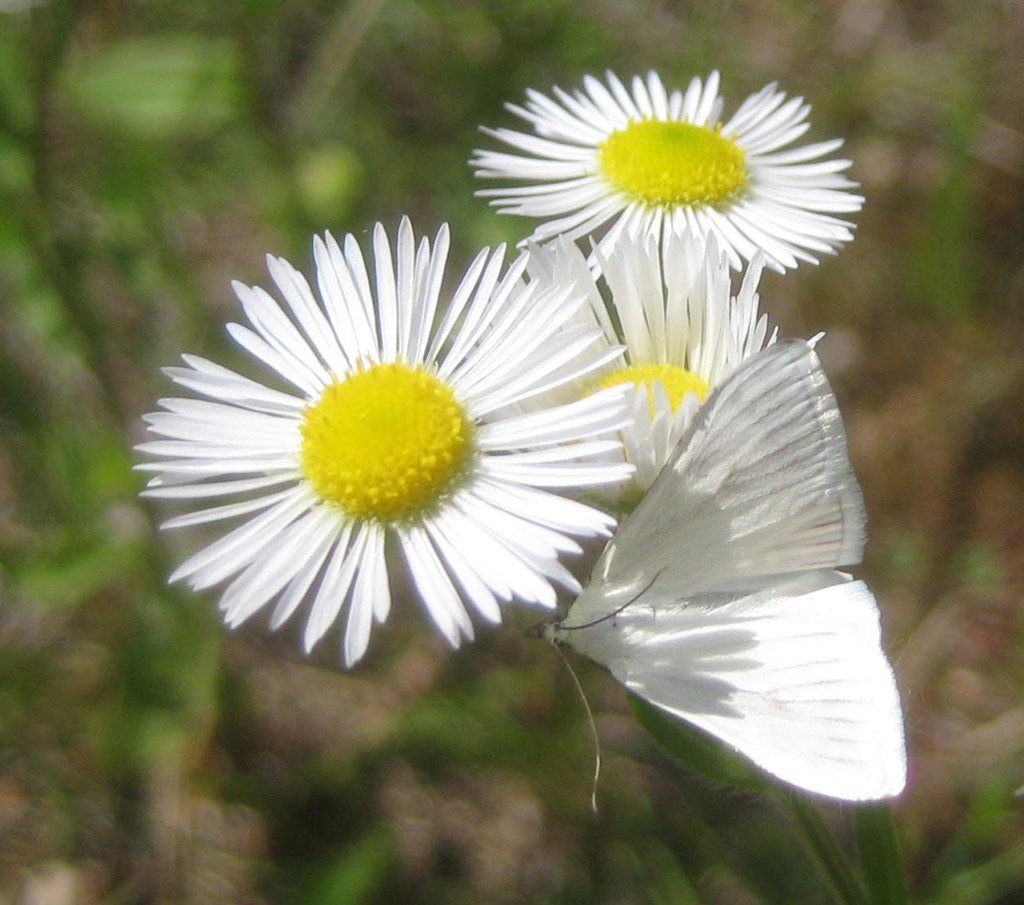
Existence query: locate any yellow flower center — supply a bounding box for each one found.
[299,362,473,522]
[598,119,747,207]
[596,363,709,418]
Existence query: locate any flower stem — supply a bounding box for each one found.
[779,790,870,905]
[854,803,908,905]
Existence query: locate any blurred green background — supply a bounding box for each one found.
[2,0,1024,902]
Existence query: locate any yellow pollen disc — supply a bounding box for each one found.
[300,363,472,522]
[598,119,747,207]
[596,364,710,418]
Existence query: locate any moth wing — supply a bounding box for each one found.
[574,340,865,624]
[592,577,906,800]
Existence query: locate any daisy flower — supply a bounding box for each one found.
[137,218,634,666]
[473,70,864,272]
[526,229,776,505]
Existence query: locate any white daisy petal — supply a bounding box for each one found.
[445,506,561,608]
[409,225,449,364]
[313,232,378,362]
[423,519,502,623]
[364,524,392,624]
[220,506,337,628]
[471,479,616,541]
[458,487,583,558]
[372,222,400,362]
[270,516,341,630]
[344,526,386,667]
[141,474,294,500]
[135,436,290,459]
[134,455,298,478]
[485,460,633,488]
[394,218,418,362]
[602,71,640,122]
[693,70,721,126]
[478,388,631,450]
[437,248,514,377]
[233,281,329,387]
[646,70,670,120]
[423,244,487,364]
[266,253,349,374]
[398,524,472,647]
[143,399,297,441]
[171,488,314,590]
[160,487,297,529]
[167,356,304,413]
[430,508,514,602]
[340,233,380,346]
[223,320,320,400]
[303,525,364,653]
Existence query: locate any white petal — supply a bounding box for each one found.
[399,525,472,647]
[220,506,340,628]
[303,523,363,653]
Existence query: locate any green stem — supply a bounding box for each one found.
[854,804,908,905]
[779,790,870,905]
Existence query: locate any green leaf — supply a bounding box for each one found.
[60,35,242,139]
[645,840,704,905]
[628,692,769,792]
[854,804,908,905]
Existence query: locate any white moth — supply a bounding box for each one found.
[546,339,907,801]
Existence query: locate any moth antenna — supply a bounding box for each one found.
[553,641,602,812]
[558,569,664,632]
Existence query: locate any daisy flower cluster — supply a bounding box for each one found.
[139,68,864,665]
